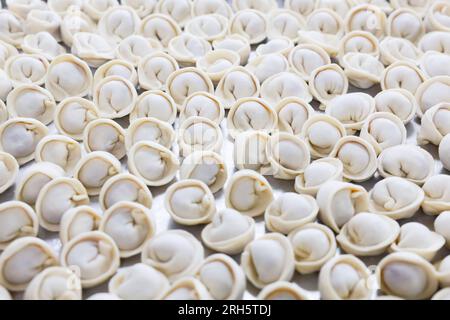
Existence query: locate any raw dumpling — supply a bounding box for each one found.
[245,53,289,83]
[4,53,48,86]
[306,8,344,37]
[338,30,380,63]
[275,97,314,136]
[99,201,156,258]
[0,151,18,194]
[201,208,255,255]
[387,8,424,43]
[130,90,177,124]
[196,49,240,83]
[418,103,450,146]
[137,51,179,91]
[139,13,181,47]
[59,205,101,245]
[379,37,423,66]
[439,133,450,171]
[60,7,96,47]
[179,92,224,124]
[284,0,315,16]
[94,59,138,88]
[212,34,251,65]
[341,52,384,89]
[267,9,305,41]
[316,180,369,232]
[288,43,331,81]
[425,1,450,32]
[257,281,310,300]
[0,40,18,68]
[34,135,82,173]
[344,4,387,38]
[309,64,349,106]
[419,51,450,78]
[97,6,141,43]
[22,32,65,61]
[241,233,295,289]
[260,72,312,106]
[83,0,119,21]
[116,35,162,66]
[421,174,450,216]
[0,201,38,250]
[256,38,294,57]
[83,119,126,159]
[419,31,450,55]
[162,277,211,300]
[156,0,192,27]
[125,117,175,150]
[71,32,116,68]
[415,76,450,117]
[434,211,450,248]
[374,88,418,124]
[167,33,211,67]
[380,61,426,94]
[192,0,232,18]
[178,116,223,157]
[229,9,268,45]
[0,9,24,47]
[225,169,274,217]
[185,14,228,42]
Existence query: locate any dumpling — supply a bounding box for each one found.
[377,145,434,185]
[59,205,101,245]
[275,97,314,136]
[0,117,48,165]
[97,6,141,43]
[178,116,222,157]
[166,67,213,106]
[229,9,268,45]
[130,90,177,124]
[34,135,82,174]
[0,9,24,47]
[288,223,336,274]
[387,8,424,43]
[0,70,13,101]
[0,201,38,250]
[295,157,343,196]
[380,61,426,94]
[284,0,315,16]
[22,32,66,61]
[24,267,82,300]
[167,33,212,67]
[6,0,46,19]
[54,97,99,141]
[35,177,90,231]
[225,169,274,217]
[99,173,152,212]
[377,252,438,300]
[137,52,179,91]
[337,212,400,256]
[265,193,318,234]
[435,255,450,288]
[316,180,369,232]
[127,141,179,187]
[94,59,138,88]
[233,131,271,173]
[196,254,246,300]
[316,0,355,18]
[338,31,380,63]
[418,31,450,55]
[162,277,211,300]
[125,117,175,150]
[258,281,311,300]
[227,97,277,139]
[374,88,418,124]
[4,53,48,86]
[306,8,344,37]
[201,208,255,255]
[369,177,425,220]
[288,43,331,81]
[425,1,450,32]
[309,64,349,106]
[141,229,204,281]
[45,54,93,102]
[344,4,387,38]
[324,92,375,133]
[165,179,216,225]
[260,72,312,106]
[156,0,192,27]
[215,66,260,109]
[6,84,56,125]
[0,40,18,68]
[60,231,120,288]
[15,162,65,206]
[185,14,228,42]
[434,211,450,248]
[300,114,346,159]
[265,132,311,180]
[421,174,450,216]
[418,103,450,146]
[241,233,295,289]
[379,37,423,66]
[415,76,450,117]
[99,201,156,258]
[196,49,240,83]
[390,222,445,261]
[116,35,163,66]
[192,0,232,18]
[71,32,116,68]
[0,151,18,194]
[419,51,450,78]
[179,92,224,124]
[439,133,450,171]
[297,30,340,56]
[83,0,119,21]
[232,0,277,12]
[245,53,289,83]
[432,288,450,300]
[319,254,372,300]
[341,52,384,89]
[47,0,84,15]
[139,13,181,47]
[267,9,305,41]
[212,34,251,65]
[93,76,137,119]
[255,38,294,57]
[83,119,126,160]
[329,136,377,182]
[108,263,169,300]
[60,7,96,47]
[0,237,57,291]
[391,0,430,15]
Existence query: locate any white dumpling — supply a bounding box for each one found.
[48,0,84,15]
[391,0,430,15]
[162,277,211,300]
[338,30,380,66]
[167,33,212,67]
[288,223,336,274]
[60,231,121,288]
[306,8,344,37]
[22,32,65,61]
[229,9,268,45]
[192,0,232,18]
[439,133,450,171]
[156,0,192,27]
[284,0,315,16]
[309,64,349,106]
[316,0,355,18]
[178,116,223,157]
[377,145,434,185]
[4,53,48,86]
[94,59,138,90]
[35,135,82,174]
[245,53,289,83]
[196,49,240,83]
[360,112,407,154]
[71,32,116,68]
[137,52,179,91]
[418,103,450,146]
[419,51,450,78]
[344,4,387,38]
[434,211,450,248]
[0,40,17,68]
[59,205,101,245]
[374,88,418,124]
[0,151,18,194]
[139,13,181,47]
[84,119,126,159]
[0,201,38,250]
[213,34,251,65]
[241,233,295,289]
[180,92,224,124]
[130,90,177,124]
[0,9,24,47]
[316,180,369,232]
[97,6,141,43]
[201,208,255,255]
[116,35,162,66]
[319,254,372,300]
[258,281,311,300]
[341,52,384,89]
[297,30,340,56]
[256,38,294,57]
[126,117,175,150]
[379,37,423,66]
[275,97,314,136]
[419,31,450,55]
[83,0,119,21]
[260,72,312,106]
[6,0,46,19]
[425,1,450,32]
[267,9,305,41]
[421,174,450,216]
[35,177,90,231]
[380,61,426,94]
[0,237,58,291]
[415,76,450,117]
[288,44,331,81]
[387,8,424,43]
[185,14,228,42]
[60,7,96,47]
[141,229,204,281]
